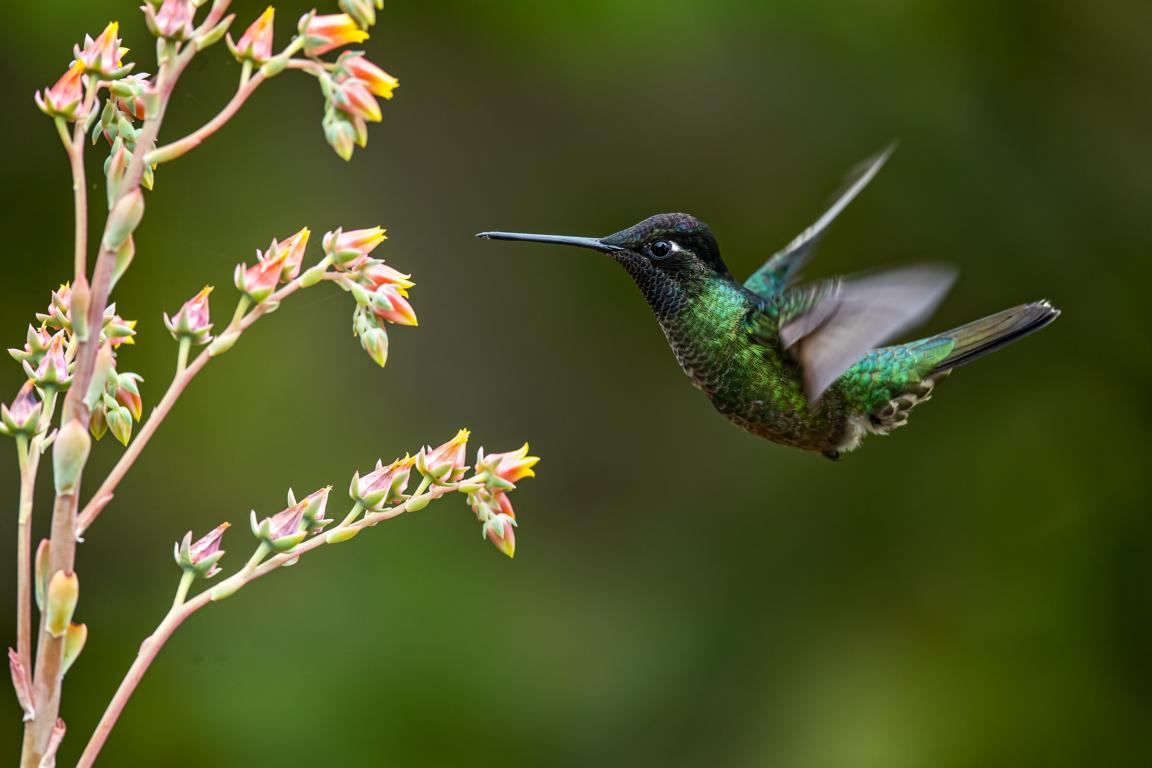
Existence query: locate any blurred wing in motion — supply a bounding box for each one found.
[753,266,957,402]
[743,145,895,298]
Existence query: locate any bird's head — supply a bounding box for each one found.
[478,213,731,315]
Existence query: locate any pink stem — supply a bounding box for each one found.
[146,69,268,166]
[76,483,457,766]
[77,278,308,536]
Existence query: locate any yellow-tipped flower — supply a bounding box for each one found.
[74,22,130,78]
[416,429,471,483]
[35,62,87,121]
[479,444,541,486]
[369,284,418,327]
[228,6,276,63]
[144,0,197,41]
[338,53,398,99]
[323,226,387,262]
[301,13,369,56]
[333,77,382,123]
[272,227,311,282]
[164,286,214,345]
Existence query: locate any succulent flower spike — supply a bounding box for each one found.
[175,523,230,578]
[337,52,397,99]
[300,13,369,57]
[227,6,275,63]
[416,429,470,483]
[164,286,214,345]
[35,62,88,120]
[74,22,132,79]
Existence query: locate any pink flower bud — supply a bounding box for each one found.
[113,372,143,421]
[144,0,197,41]
[35,62,87,121]
[482,511,517,559]
[323,226,387,263]
[74,22,130,78]
[300,13,369,56]
[24,332,71,391]
[416,429,470,483]
[175,522,229,578]
[164,285,214,345]
[337,53,397,99]
[235,250,286,304]
[270,227,311,283]
[0,381,43,438]
[227,6,275,63]
[369,284,418,326]
[251,490,326,551]
[101,308,137,348]
[362,262,415,291]
[478,443,540,487]
[351,455,414,510]
[332,76,381,123]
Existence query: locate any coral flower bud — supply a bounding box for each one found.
[332,77,381,122]
[74,22,130,78]
[351,455,414,510]
[272,227,311,282]
[362,262,415,291]
[300,13,369,56]
[369,284,418,326]
[35,62,87,121]
[482,512,517,559]
[0,382,43,438]
[235,251,286,304]
[338,53,398,99]
[479,444,541,486]
[322,109,364,161]
[45,571,79,638]
[323,226,386,263]
[416,429,470,483]
[164,285,214,345]
[24,333,71,391]
[338,0,382,29]
[227,6,276,63]
[145,0,197,41]
[175,522,230,578]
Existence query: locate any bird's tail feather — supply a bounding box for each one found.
[928,300,1059,373]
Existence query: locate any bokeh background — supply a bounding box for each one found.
[2,1,1150,765]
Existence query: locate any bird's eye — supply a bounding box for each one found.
[646,239,673,260]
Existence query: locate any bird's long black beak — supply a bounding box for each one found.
[475,231,624,253]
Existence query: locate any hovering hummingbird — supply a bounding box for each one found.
[478,149,1059,459]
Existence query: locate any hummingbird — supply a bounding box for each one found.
[477,149,1059,459]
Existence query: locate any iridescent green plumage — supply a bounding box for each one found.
[479,150,1059,458]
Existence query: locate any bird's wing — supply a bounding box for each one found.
[743,146,894,299]
[748,266,957,402]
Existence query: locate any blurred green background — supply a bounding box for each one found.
[2,1,1150,765]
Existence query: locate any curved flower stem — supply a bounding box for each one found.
[77,278,314,537]
[146,68,268,166]
[76,482,457,767]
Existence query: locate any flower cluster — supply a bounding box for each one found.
[177,429,538,588]
[5,285,142,445]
